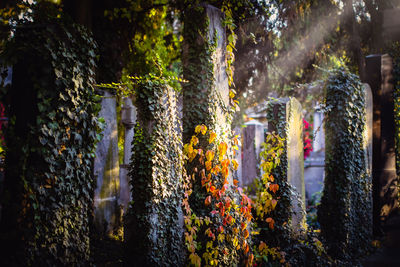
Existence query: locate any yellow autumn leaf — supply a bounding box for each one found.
[232,159,238,170]
[218,142,228,160]
[191,135,199,146]
[209,131,217,143]
[195,125,202,133]
[206,150,215,162]
[229,89,235,98]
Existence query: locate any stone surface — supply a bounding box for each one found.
[312,110,325,152]
[365,54,398,235]
[383,9,400,42]
[268,97,306,232]
[93,90,120,236]
[304,151,325,201]
[182,3,230,141]
[119,97,136,212]
[241,120,264,186]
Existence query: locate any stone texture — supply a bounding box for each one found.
[241,120,264,186]
[268,97,305,232]
[365,54,398,235]
[93,90,120,236]
[119,97,136,213]
[312,110,325,152]
[182,3,230,141]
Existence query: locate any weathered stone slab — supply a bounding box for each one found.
[241,120,264,186]
[119,97,136,213]
[267,97,305,233]
[365,54,398,235]
[93,90,120,236]
[182,3,230,141]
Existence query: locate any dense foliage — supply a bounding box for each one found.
[318,67,371,262]
[182,125,253,266]
[0,3,101,265]
[124,79,184,266]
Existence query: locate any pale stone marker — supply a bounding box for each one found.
[182,3,230,141]
[93,90,120,235]
[241,120,264,186]
[268,97,305,233]
[119,97,136,212]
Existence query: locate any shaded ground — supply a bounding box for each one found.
[363,211,400,267]
[91,236,124,266]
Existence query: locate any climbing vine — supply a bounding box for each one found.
[317,67,371,261]
[182,125,254,266]
[0,3,101,266]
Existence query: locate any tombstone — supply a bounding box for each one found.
[364,83,373,182]
[365,54,398,235]
[304,107,325,201]
[312,109,325,152]
[267,97,306,232]
[119,97,136,212]
[93,90,120,236]
[125,84,184,266]
[241,120,264,186]
[182,3,230,142]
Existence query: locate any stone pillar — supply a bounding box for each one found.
[93,90,120,236]
[182,3,230,142]
[267,97,305,233]
[365,54,397,235]
[119,97,136,212]
[241,120,264,186]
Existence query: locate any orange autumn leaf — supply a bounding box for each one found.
[222,166,229,178]
[205,161,212,171]
[269,183,279,194]
[266,217,275,229]
[205,195,212,206]
[209,131,217,143]
[233,179,239,186]
[205,150,215,162]
[244,243,249,254]
[221,159,230,168]
[258,241,267,251]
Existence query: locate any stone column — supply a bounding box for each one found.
[93,90,120,236]
[241,120,264,186]
[119,97,136,212]
[267,97,305,233]
[365,54,397,235]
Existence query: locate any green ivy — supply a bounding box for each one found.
[317,67,371,262]
[0,4,101,266]
[124,79,184,266]
[264,98,297,246]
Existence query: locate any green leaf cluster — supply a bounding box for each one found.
[0,3,101,265]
